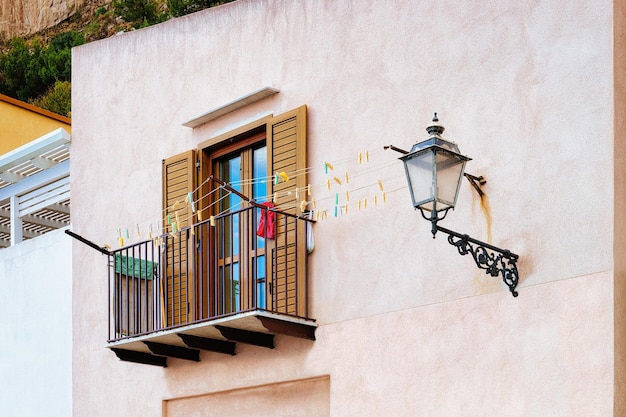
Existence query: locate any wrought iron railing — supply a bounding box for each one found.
[107,205,311,342]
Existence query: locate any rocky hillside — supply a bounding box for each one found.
[0,0,111,38]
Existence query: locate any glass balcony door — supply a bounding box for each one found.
[211,134,267,315]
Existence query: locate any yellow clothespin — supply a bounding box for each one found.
[346,191,350,201]
[383,192,387,203]
[358,152,363,164]
[210,215,215,226]
[279,171,290,182]
[327,179,331,190]
[374,195,378,206]
[300,200,307,212]
[197,210,203,222]
[378,180,384,191]
[307,184,311,196]
[345,172,349,184]
[333,176,342,186]
[325,161,334,172]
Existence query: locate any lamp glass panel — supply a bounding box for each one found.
[434,150,466,209]
[403,151,435,209]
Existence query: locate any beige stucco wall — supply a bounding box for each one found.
[72,0,616,415]
[615,0,626,414]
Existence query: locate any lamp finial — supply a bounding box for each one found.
[426,112,445,137]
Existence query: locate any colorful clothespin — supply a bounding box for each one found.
[279,171,290,182]
[333,176,342,186]
[188,192,196,212]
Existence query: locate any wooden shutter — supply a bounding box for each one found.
[162,150,196,327]
[267,105,307,317]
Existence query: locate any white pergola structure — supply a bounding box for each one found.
[0,128,70,248]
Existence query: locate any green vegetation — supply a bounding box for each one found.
[167,0,234,17]
[0,32,84,115]
[31,81,72,117]
[113,0,167,29]
[0,0,235,117]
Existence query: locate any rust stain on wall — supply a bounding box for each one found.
[480,192,493,244]
[472,188,500,294]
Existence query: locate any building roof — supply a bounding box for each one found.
[0,93,71,125]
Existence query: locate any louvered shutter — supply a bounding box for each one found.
[267,105,307,317]
[162,150,196,327]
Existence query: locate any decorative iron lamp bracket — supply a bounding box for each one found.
[386,113,520,297]
[418,207,519,297]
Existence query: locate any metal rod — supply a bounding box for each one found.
[64,230,110,255]
[383,144,410,154]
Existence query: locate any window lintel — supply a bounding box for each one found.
[182,87,279,128]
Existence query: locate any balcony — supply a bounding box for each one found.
[106,205,315,367]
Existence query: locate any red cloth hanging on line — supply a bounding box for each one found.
[256,202,276,239]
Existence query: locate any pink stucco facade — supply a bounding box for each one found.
[72,0,622,415]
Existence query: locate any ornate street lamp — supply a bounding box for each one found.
[386,114,520,297]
